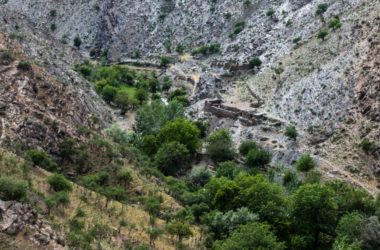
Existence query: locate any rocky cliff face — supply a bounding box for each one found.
[0,10,112,155]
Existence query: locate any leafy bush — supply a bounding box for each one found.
[155,141,190,176]
[317,29,329,40]
[359,138,375,153]
[165,220,193,244]
[245,147,271,168]
[17,61,32,71]
[0,177,28,201]
[249,57,262,68]
[159,56,172,67]
[0,51,14,65]
[206,129,236,163]
[158,118,200,153]
[101,85,118,103]
[295,154,316,172]
[189,166,212,188]
[48,173,72,192]
[316,3,328,16]
[285,125,298,140]
[214,222,285,250]
[192,43,221,56]
[25,149,58,171]
[328,16,342,30]
[238,140,258,156]
[216,161,240,179]
[73,35,82,48]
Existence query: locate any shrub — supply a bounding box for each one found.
[101,85,118,103]
[175,44,186,54]
[159,56,171,67]
[295,154,316,172]
[359,138,374,153]
[214,222,285,250]
[285,125,298,140]
[316,3,328,16]
[189,166,212,188]
[192,43,221,56]
[165,220,193,244]
[73,35,82,48]
[328,17,342,30]
[0,51,14,65]
[25,149,58,171]
[206,129,236,163]
[245,147,272,168]
[155,141,191,176]
[46,191,70,210]
[317,29,328,40]
[17,61,32,71]
[115,89,129,112]
[216,161,240,179]
[239,140,258,156]
[0,177,28,201]
[134,88,148,104]
[249,57,262,68]
[117,169,133,187]
[266,8,275,17]
[47,173,72,192]
[158,118,201,153]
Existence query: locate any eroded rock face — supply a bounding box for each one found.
[0,200,65,249]
[0,29,112,155]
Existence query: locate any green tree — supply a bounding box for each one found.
[154,142,191,176]
[245,147,272,168]
[291,184,338,248]
[135,88,148,104]
[165,220,193,244]
[101,85,118,103]
[158,118,200,153]
[25,149,58,171]
[216,161,240,179]
[205,177,240,211]
[295,154,316,172]
[335,212,365,243]
[115,89,129,112]
[206,129,235,163]
[47,173,73,192]
[214,222,285,250]
[235,174,287,225]
[317,29,329,40]
[135,100,184,135]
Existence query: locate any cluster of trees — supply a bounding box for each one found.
[76,62,174,112]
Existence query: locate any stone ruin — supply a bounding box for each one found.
[204,99,281,127]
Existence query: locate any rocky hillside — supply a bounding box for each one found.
[0,0,380,249]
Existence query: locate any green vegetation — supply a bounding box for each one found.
[17,60,32,71]
[249,57,262,69]
[0,176,28,201]
[76,61,169,110]
[26,149,58,171]
[192,43,221,56]
[245,146,272,168]
[329,16,342,30]
[359,138,375,153]
[47,173,73,192]
[285,125,298,140]
[74,35,82,48]
[230,22,245,38]
[295,154,316,172]
[206,129,235,163]
[317,29,329,40]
